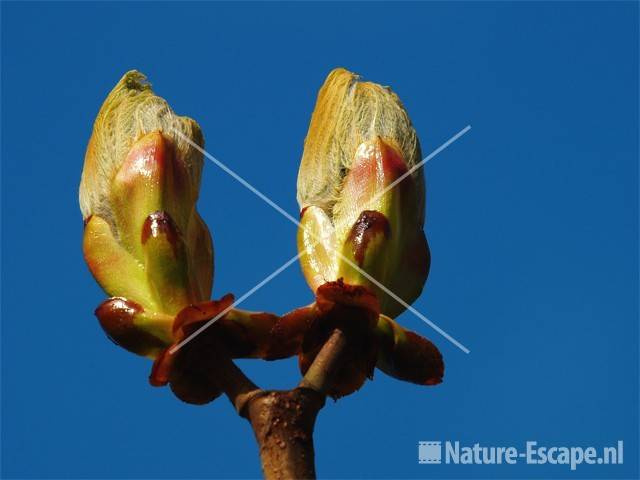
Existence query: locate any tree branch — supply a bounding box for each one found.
[211,329,348,479]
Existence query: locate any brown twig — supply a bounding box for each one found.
[211,329,348,480]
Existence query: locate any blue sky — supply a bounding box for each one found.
[1,2,638,478]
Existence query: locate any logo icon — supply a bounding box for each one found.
[419,441,442,464]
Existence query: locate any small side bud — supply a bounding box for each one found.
[95,297,173,358]
[374,314,444,386]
